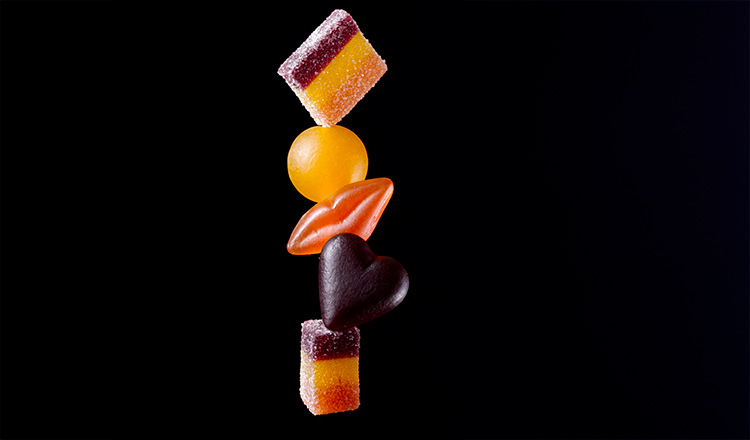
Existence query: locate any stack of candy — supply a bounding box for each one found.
[278,9,409,415]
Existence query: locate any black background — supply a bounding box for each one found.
[1,2,748,439]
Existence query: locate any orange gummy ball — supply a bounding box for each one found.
[287,125,368,202]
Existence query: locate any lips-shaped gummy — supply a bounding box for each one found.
[287,178,394,255]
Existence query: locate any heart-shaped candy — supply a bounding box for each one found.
[319,233,409,330]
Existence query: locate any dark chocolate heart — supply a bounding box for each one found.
[319,233,409,330]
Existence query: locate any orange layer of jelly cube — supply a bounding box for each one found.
[300,350,360,415]
[295,31,387,127]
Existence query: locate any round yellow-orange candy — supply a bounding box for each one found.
[288,125,368,202]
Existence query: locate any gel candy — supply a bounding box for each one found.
[288,178,393,255]
[278,9,387,127]
[287,125,368,202]
[319,233,409,331]
[300,319,360,415]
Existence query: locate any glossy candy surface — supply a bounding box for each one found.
[319,233,409,330]
[300,319,360,415]
[288,125,368,202]
[278,9,387,127]
[288,178,393,255]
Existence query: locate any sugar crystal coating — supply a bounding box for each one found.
[278,10,358,90]
[300,319,360,415]
[278,9,387,127]
[300,351,359,415]
[301,319,360,360]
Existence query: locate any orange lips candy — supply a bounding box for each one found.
[287,178,393,255]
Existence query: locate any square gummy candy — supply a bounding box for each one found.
[278,9,387,127]
[300,319,360,415]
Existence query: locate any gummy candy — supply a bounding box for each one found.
[319,233,409,330]
[283,9,405,416]
[287,125,368,202]
[278,9,387,127]
[287,178,393,255]
[300,319,360,415]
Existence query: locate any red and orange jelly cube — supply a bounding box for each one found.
[300,319,360,415]
[278,9,387,127]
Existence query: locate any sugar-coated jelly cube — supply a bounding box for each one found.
[288,178,393,255]
[300,319,360,415]
[278,9,387,127]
